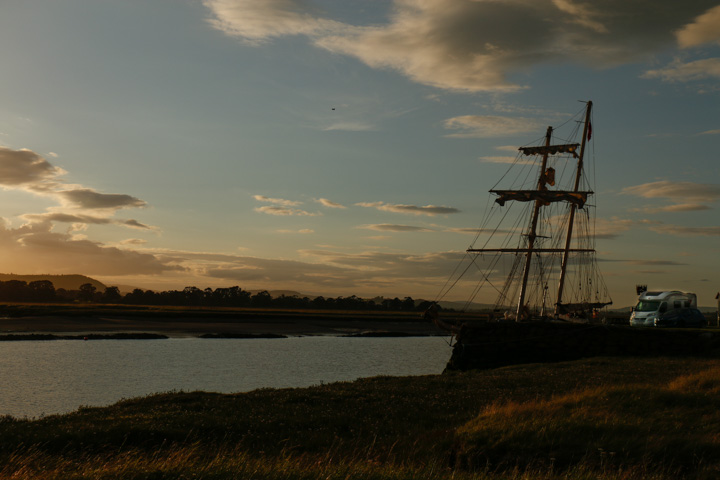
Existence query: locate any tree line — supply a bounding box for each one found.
[0,280,435,312]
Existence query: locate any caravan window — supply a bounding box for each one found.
[635,300,660,312]
[674,300,681,309]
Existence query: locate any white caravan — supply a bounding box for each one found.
[630,290,697,326]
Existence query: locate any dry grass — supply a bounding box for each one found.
[2,356,720,479]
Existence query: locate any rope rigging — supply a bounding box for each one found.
[432,101,611,324]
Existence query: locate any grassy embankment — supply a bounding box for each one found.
[3,356,720,479]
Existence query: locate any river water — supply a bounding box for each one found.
[0,336,453,419]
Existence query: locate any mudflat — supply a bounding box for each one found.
[0,311,443,337]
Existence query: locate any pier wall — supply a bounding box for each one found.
[445,322,720,371]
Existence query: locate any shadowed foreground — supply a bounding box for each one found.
[2,356,720,479]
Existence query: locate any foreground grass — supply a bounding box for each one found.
[2,356,720,479]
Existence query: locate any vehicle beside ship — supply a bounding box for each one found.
[630,287,698,327]
[653,307,707,328]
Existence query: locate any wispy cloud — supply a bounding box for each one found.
[315,198,346,209]
[582,217,637,240]
[643,58,720,82]
[254,205,319,216]
[444,115,542,138]
[22,213,154,230]
[120,238,148,246]
[57,189,146,210]
[322,122,375,132]
[204,0,719,92]
[253,194,318,216]
[356,201,459,216]
[699,129,720,135]
[201,0,346,44]
[358,224,435,232]
[445,227,516,235]
[479,155,534,165]
[648,224,720,236]
[198,248,469,295]
[253,195,302,206]
[622,180,720,211]
[648,3,720,87]
[623,259,688,266]
[629,203,711,213]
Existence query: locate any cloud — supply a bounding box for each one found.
[205,0,719,92]
[120,238,148,246]
[675,5,720,47]
[22,213,154,230]
[253,194,302,206]
[551,0,608,33]
[0,146,150,231]
[648,224,720,236]
[643,58,720,82]
[623,259,688,266]
[479,144,536,164]
[647,3,720,88]
[699,129,720,135]
[479,155,535,165]
[356,201,459,216]
[323,122,375,132]
[253,194,317,215]
[315,198,346,209]
[202,0,346,44]
[629,203,711,213]
[622,181,720,201]
[444,115,543,138]
[0,146,65,186]
[622,180,720,210]
[447,227,488,235]
[0,221,179,276]
[57,188,146,210]
[122,219,154,230]
[479,156,516,164]
[359,224,435,232]
[254,205,319,216]
[583,217,635,240]
[206,259,348,285]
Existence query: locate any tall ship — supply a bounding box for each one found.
[432,101,612,327]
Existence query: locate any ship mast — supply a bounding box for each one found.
[555,101,592,315]
[465,101,601,320]
[515,126,553,320]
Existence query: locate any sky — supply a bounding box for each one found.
[0,0,719,308]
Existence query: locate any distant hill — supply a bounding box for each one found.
[0,274,107,291]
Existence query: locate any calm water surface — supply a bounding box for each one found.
[0,336,453,418]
